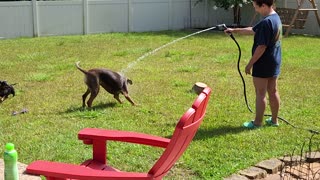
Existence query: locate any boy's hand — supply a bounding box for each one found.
[224,28,233,34]
[245,64,252,75]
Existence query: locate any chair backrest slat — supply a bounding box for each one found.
[148,87,211,179]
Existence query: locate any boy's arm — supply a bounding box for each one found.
[225,27,254,35]
[245,45,267,75]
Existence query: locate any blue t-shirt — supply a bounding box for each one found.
[252,13,282,78]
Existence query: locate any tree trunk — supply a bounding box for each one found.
[233,5,241,27]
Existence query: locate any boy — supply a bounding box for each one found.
[225,0,282,129]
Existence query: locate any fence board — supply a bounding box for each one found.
[88,0,129,33]
[37,1,83,36]
[0,2,33,38]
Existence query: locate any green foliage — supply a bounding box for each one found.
[197,0,252,10]
[0,32,319,179]
[195,0,253,25]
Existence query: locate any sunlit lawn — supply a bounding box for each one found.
[0,31,319,179]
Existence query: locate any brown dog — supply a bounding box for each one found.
[76,62,136,107]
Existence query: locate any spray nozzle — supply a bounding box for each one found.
[216,24,228,31]
[216,24,234,39]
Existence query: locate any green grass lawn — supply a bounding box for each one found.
[0,31,319,179]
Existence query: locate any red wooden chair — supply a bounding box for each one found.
[26,87,211,180]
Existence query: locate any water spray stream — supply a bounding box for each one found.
[120,26,217,74]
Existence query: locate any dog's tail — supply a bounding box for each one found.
[75,61,88,74]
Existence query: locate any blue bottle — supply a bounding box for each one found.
[3,143,19,180]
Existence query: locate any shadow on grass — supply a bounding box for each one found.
[164,126,245,140]
[63,102,117,113]
[193,125,245,140]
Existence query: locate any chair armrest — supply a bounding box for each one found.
[26,160,151,180]
[78,128,170,148]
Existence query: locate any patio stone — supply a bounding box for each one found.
[239,166,267,179]
[255,158,283,174]
[224,174,249,180]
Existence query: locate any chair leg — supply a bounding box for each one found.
[93,140,107,164]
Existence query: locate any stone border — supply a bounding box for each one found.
[224,152,320,180]
[0,159,40,180]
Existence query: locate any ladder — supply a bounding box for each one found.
[280,0,320,37]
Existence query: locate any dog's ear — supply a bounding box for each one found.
[127,79,133,85]
[0,81,5,88]
[0,81,9,87]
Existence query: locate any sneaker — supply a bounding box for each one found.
[265,117,279,127]
[243,121,260,129]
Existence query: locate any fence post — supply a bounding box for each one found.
[128,0,132,32]
[83,0,88,34]
[32,0,39,37]
[168,0,172,30]
[284,0,287,8]
[204,0,208,27]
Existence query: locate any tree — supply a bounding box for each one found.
[196,0,253,27]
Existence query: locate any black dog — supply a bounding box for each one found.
[76,62,136,107]
[0,80,15,103]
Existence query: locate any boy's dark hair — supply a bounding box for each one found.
[253,0,275,7]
